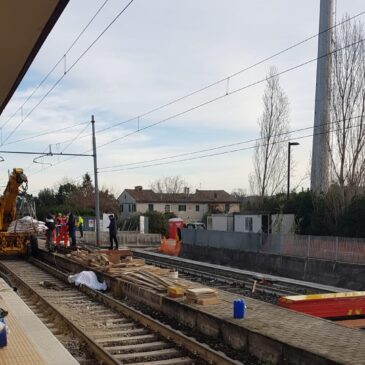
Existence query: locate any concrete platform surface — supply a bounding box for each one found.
[197,290,365,364]
[39,246,365,364]
[133,250,365,364]
[0,278,79,365]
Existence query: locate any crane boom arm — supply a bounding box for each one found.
[0,168,27,231]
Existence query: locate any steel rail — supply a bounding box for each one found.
[0,260,120,365]
[30,257,241,365]
[132,250,348,294]
[139,256,299,297]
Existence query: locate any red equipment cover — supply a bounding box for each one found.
[278,292,365,318]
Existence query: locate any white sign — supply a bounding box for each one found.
[102,213,113,232]
[139,216,145,234]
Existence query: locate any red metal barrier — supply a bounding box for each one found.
[278,292,365,318]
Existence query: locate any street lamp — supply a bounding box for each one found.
[287,142,300,198]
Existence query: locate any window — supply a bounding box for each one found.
[195,205,200,212]
[148,204,154,212]
[132,204,136,212]
[178,205,186,212]
[225,203,230,212]
[245,217,253,232]
[165,204,170,213]
[121,205,124,212]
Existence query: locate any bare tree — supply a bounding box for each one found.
[150,176,188,194]
[329,15,365,197]
[231,188,246,211]
[249,66,290,198]
[231,188,246,200]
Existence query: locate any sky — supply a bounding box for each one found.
[1,0,364,197]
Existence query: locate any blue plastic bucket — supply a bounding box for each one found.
[0,319,7,347]
[233,299,246,319]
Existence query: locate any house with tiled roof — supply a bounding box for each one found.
[117,186,240,222]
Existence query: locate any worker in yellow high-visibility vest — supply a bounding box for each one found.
[77,215,84,238]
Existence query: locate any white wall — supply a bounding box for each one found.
[234,215,262,233]
[119,191,137,216]
[233,214,295,234]
[102,213,113,232]
[136,202,208,223]
[211,216,228,231]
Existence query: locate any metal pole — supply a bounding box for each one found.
[287,142,291,199]
[91,115,100,247]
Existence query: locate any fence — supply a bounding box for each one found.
[83,231,161,247]
[181,229,365,264]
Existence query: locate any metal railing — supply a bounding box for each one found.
[182,229,365,264]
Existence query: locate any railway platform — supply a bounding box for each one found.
[0,278,78,365]
[37,246,365,365]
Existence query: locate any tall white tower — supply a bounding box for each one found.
[310,0,334,193]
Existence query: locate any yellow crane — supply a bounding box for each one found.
[0,168,38,256]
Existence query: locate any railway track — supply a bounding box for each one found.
[132,250,344,304]
[0,258,243,365]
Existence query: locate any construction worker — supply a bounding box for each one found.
[107,215,118,250]
[56,213,62,236]
[77,215,84,238]
[68,212,77,248]
[45,213,55,249]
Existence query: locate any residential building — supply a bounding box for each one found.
[118,186,239,222]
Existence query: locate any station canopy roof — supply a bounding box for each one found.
[0,0,69,115]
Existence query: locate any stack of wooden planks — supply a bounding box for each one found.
[68,248,131,268]
[67,249,187,292]
[186,288,219,305]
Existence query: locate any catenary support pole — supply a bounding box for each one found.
[91,115,100,246]
[287,142,299,198]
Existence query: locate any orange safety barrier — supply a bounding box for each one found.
[159,237,181,256]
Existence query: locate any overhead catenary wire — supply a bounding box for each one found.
[0,0,110,131]
[1,121,89,146]
[95,36,365,150]
[28,36,365,177]
[60,122,90,153]
[98,117,365,173]
[98,116,364,170]
[4,10,365,150]
[0,0,135,146]
[55,9,365,145]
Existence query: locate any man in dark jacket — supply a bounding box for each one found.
[68,212,76,248]
[107,215,118,250]
[45,213,55,249]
